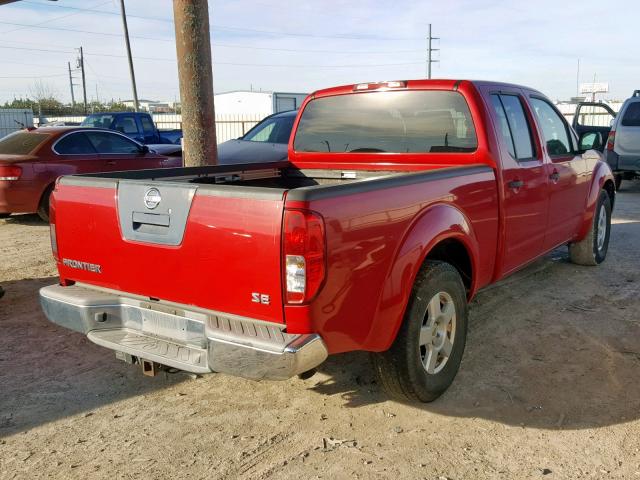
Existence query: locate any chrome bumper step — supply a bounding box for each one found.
[40,283,328,381]
[88,328,210,374]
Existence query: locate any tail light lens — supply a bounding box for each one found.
[606,131,616,151]
[49,187,58,260]
[283,209,325,304]
[0,165,22,181]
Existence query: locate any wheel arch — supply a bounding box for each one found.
[575,162,615,242]
[365,203,479,352]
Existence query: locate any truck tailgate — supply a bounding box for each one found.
[53,177,286,323]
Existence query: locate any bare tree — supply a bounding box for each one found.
[28,80,58,103]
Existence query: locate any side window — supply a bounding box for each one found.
[530,98,571,156]
[85,132,141,154]
[621,102,640,127]
[489,94,534,161]
[244,119,276,142]
[114,116,139,135]
[141,116,156,134]
[490,95,516,158]
[54,133,96,155]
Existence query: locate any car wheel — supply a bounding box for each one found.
[0,213,10,219]
[372,260,468,403]
[569,189,611,266]
[614,174,622,191]
[37,184,54,223]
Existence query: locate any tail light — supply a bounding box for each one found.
[606,130,616,151]
[49,187,58,260]
[283,209,326,304]
[0,165,22,181]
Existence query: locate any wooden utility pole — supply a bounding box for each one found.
[119,0,139,112]
[173,0,217,166]
[79,46,87,114]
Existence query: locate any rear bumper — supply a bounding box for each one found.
[606,150,640,173]
[0,181,38,214]
[39,283,328,380]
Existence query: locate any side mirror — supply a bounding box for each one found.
[579,131,602,151]
[140,145,150,154]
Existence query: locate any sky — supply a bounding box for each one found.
[0,0,638,105]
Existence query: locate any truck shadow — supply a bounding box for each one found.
[0,276,184,438]
[2,213,47,226]
[313,217,640,430]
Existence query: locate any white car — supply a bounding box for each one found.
[605,90,640,189]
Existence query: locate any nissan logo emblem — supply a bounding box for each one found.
[144,188,161,209]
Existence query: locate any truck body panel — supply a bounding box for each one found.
[42,79,615,382]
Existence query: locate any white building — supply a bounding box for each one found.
[213,91,308,115]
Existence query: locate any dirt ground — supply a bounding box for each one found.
[1,181,639,480]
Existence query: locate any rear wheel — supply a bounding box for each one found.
[569,189,611,266]
[37,184,54,222]
[372,260,468,403]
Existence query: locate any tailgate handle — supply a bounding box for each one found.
[132,211,170,228]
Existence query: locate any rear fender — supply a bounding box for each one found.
[365,203,479,352]
[575,161,615,242]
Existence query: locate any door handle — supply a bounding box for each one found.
[106,160,117,165]
[549,171,560,182]
[508,180,524,189]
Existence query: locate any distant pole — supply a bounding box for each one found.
[79,47,87,114]
[173,0,218,166]
[576,58,580,97]
[67,61,76,106]
[119,0,139,112]
[427,24,439,79]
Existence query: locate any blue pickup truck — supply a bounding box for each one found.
[80,112,182,145]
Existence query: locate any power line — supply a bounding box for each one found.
[0,72,68,79]
[0,21,173,42]
[0,16,422,43]
[20,0,173,23]
[0,0,112,36]
[0,45,422,68]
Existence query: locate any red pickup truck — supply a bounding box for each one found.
[40,80,615,402]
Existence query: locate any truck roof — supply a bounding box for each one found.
[310,79,543,99]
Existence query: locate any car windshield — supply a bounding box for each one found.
[243,114,295,144]
[294,90,478,153]
[0,131,50,155]
[80,114,115,129]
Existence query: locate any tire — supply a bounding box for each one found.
[0,213,10,219]
[36,184,54,222]
[569,189,611,266]
[614,174,622,191]
[372,260,468,403]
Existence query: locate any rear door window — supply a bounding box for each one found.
[85,131,141,154]
[0,132,49,155]
[294,90,477,153]
[621,102,640,127]
[114,116,139,135]
[141,116,156,134]
[490,95,516,158]
[54,132,96,155]
[498,95,535,161]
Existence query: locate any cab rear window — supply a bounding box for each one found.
[621,102,640,127]
[0,131,50,155]
[293,90,477,153]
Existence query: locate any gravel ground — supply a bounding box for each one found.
[1,181,639,480]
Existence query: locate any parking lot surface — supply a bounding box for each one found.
[1,181,640,479]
